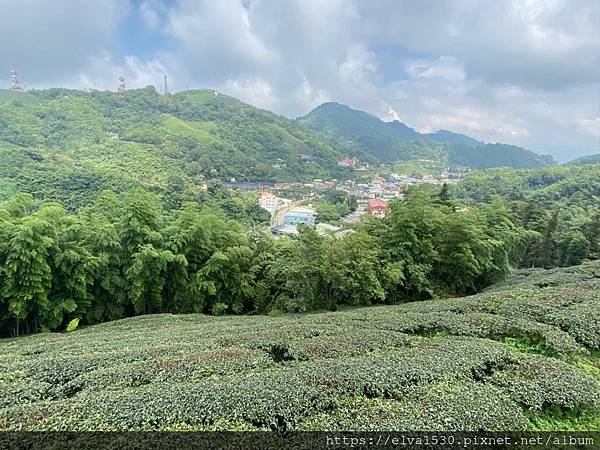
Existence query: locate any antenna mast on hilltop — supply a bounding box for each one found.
[117,77,127,93]
[163,74,169,95]
[10,68,25,91]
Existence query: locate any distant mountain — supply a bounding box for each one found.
[297,102,554,169]
[426,129,481,146]
[566,154,600,166]
[296,102,420,162]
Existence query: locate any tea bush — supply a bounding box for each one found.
[1,262,600,431]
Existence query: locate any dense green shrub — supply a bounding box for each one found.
[490,356,600,410]
[2,267,600,431]
[298,381,529,431]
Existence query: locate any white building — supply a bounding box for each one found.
[258,191,278,213]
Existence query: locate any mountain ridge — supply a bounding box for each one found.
[297,101,554,168]
[566,153,600,166]
[0,88,560,211]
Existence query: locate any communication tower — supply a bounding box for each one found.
[117,77,126,93]
[10,68,25,91]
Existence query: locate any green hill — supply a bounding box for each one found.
[2,261,599,431]
[453,163,600,267]
[567,153,600,166]
[0,87,350,208]
[297,102,554,168]
[455,163,600,205]
[0,89,39,106]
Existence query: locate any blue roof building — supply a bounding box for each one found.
[283,207,316,226]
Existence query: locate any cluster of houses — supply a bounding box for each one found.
[337,177,402,204]
[258,185,390,238]
[253,164,471,237]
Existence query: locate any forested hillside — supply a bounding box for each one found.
[568,154,600,166]
[0,88,350,209]
[454,164,600,268]
[297,102,554,168]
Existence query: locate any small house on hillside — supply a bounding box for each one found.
[338,158,357,167]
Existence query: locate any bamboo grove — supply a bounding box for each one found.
[0,186,537,337]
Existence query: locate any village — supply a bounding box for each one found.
[253,159,470,237]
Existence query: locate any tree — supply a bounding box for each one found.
[1,212,55,335]
[79,201,126,323]
[536,209,560,268]
[126,244,182,314]
[120,186,164,259]
[558,231,590,266]
[434,209,493,294]
[379,190,443,299]
[583,208,600,259]
[326,232,385,306]
[438,183,451,204]
[44,205,99,329]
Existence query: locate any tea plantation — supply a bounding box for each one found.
[1,262,600,431]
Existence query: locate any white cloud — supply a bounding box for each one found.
[139,0,164,31]
[360,0,599,89]
[291,77,330,117]
[219,77,279,111]
[405,57,465,82]
[0,0,130,84]
[163,0,278,82]
[578,118,600,138]
[339,45,378,88]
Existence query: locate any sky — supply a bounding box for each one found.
[1,0,599,161]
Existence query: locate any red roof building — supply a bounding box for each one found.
[367,199,389,218]
[338,158,357,167]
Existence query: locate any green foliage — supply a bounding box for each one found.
[359,189,529,300]
[2,263,600,430]
[65,318,79,333]
[454,164,600,268]
[0,187,257,335]
[490,356,600,410]
[314,189,357,223]
[567,153,600,166]
[0,88,351,212]
[527,407,600,431]
[0,185,532,336]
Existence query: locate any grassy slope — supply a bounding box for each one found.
[1,261,599,431]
